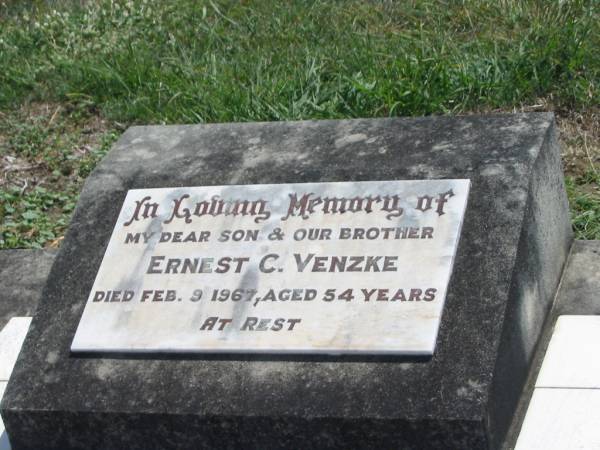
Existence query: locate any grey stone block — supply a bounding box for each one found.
[1,114,572,449]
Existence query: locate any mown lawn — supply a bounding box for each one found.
[1,0,599,248]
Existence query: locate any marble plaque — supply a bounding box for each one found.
[71,179,469,355]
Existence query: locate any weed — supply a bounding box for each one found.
[0,185,77,248]
[0,104,118,249]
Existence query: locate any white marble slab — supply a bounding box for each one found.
[0,317,31,381]
[515,388,600,450]
[536,315,600,389]
[72,180,469,355]
[0,318,32,450]
[0,381,8,450]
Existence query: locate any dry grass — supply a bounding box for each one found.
[558,110,600,178]
[0,102,113,192]
[0,102,119,248]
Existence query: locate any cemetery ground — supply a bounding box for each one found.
[0,0,599,249]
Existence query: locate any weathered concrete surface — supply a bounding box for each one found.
[553,240,600,315]
[1,114,572,449]
[0,250,56,330]
[505,240,600,449]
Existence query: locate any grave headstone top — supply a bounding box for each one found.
[71,179,469,355]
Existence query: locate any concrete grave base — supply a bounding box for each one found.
[505,240,600,449]
[0,250,56,330]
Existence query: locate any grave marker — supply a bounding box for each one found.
[1,114,572,449]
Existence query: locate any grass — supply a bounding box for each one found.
[0,0,599,247]
[1,0,598,121]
